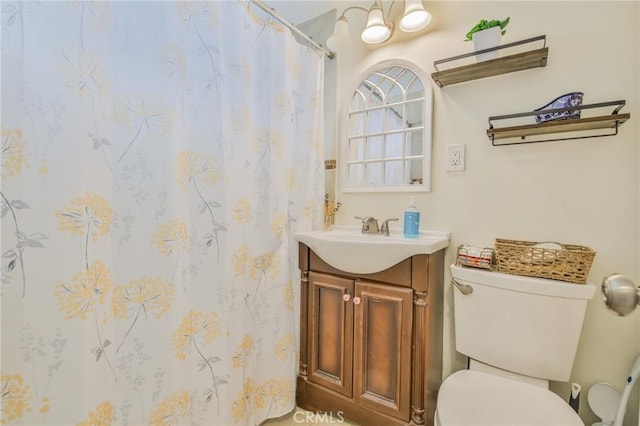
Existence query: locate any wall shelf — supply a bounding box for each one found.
[431,35,548,87]
[487,100,630,146]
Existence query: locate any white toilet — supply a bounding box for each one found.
[436,264,596,426]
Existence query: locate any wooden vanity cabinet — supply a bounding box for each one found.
[297,243,445,426]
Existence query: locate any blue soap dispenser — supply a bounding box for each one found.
[403,196,420,239]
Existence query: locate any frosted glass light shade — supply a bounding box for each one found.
[326,17,349,51]
[361,6,391,44]
[400,0,431,32]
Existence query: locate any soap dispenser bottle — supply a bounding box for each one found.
[403,196,420,239]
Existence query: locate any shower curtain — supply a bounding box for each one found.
[1,1,324,425]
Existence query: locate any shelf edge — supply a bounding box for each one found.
[431,48,548,88]
[486,113,631,142]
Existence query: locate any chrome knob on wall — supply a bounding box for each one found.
[602,273,639,316]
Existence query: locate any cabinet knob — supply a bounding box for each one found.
[342,294,351,302]
[353,297,361,305]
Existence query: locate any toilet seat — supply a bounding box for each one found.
[436,370,583,426]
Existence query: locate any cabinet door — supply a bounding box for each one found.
[307,272,354,397]
[353,281,413,421]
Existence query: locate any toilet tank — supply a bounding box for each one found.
[450,264,596,382]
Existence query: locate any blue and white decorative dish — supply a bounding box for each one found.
[534,92,584,123]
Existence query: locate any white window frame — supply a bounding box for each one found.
[340,60,433,193]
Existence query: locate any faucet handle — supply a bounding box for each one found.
[380,218,399,236]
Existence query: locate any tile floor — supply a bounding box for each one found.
[262,408,359,425]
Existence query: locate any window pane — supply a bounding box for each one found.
[385,133,403,158]
[407,78,424,100]
[406,101,423,128]
[377,75,392,94]
[407,159,423,185]
[349,163,365,186]
[349,138,364,161]
[368,71,385,85]
[358,82,370,93]
[349,112,364,137]
[351,91,366,111]
[367,162,383,185]
[385,106,403,131]
[368,85,384,107]
[387,83,403,104]
[397,70,414,88]
[385,161,403,185]
[366,109,383,134]
[366,136,383,160]
[387,66,404,80]
[406,131,423,156]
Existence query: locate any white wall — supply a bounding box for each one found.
[324,1,639,425]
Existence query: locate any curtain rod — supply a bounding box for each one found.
[250,0,335,59]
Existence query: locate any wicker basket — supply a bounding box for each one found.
[494,238,596,284]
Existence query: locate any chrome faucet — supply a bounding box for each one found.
[355,216,379,234]
[380,218,399,236]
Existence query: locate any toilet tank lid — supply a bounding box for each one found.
[451,264,596,300]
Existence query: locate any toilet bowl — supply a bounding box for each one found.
[436,264,596,425]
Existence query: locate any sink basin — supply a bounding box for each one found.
[295,226,450,274]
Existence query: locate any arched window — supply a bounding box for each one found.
[343,63,432,192]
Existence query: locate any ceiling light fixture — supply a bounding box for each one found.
[361,1,392,44]
[328,1,430,49]
[400,0,432,32]
[326,16,351,51]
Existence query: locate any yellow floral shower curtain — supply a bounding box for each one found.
[1,1,324,425]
